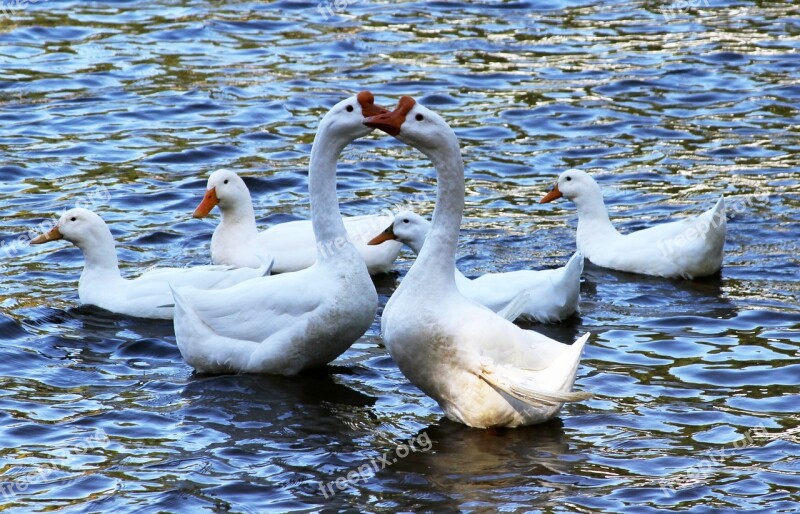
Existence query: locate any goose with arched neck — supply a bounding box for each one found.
[363,96,592,428]
[192,93,403,274]
[170,92,383,375]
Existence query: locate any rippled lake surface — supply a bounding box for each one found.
[1,0,798,512]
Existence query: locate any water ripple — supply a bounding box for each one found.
[0,0,797,512]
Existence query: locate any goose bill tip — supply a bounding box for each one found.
[193,188,219,218]
[540,185,562,204]
[30,227,63,244]
[367,227,397,245]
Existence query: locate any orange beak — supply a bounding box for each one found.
[193,187,219,218]
[368,224,397,246]
[363,96,416,136]
[30,225,63,245]
[357,91,389,117]
[540,184,563,204]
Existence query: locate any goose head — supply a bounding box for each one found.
[30,207,112,249]
[315,91,389,146]
[540,168,601,205]
[362,96,458,162]
[368,211,430,253]
[194,169,251,218]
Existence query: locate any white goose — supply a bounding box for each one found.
[540,169,726,279]
[29,208,270,319]
[193,170,403,274]
[364,96,591,428]
[368,211,583,323]
[170,92,383,374]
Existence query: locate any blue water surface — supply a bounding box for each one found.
[0,0,798,512]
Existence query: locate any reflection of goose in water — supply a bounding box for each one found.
[166,372,381,509]
[578,263,732,325]
[19,305,179,365]
[383,418,579,506]
[180,371,377,439]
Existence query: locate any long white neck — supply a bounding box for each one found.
[218,194,259,238]
[75,226,122,279]
[573,185,619,245]
[403,136,464,292]
[308,123,352,260]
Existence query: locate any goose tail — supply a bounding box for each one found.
[497,289,531,322]
[480,333,592,406]
[562,251,585,280]
[710,195,727,235]
[550,251,584,318]
[700,195,726,228]
[712,195,726,217]
[170,285,256,373]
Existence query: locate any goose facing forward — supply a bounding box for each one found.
[170,93,384,375]
[29,208,269,319]
[369,211,583,323]
[193,170,403,275]
[364,96,591,428]
[540,169,726,279]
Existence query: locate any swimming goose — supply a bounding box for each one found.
[368,211,583,322]
[540,169,726,278]
[170,92,383,374]
[29,208,270,319]
[193,170,403,274]
[363,96,591,428]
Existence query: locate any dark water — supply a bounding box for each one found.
[1,0,799,512]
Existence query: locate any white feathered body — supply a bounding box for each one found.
[578,197,726,279]
[460,251,584,322]
[174,242,377,374]
[78,263,269,320]
[382,286,588,428]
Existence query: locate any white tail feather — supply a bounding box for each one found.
[564,251,584,278]
[480,363,592,405]
[480,333,592,406]
[496,289,531,321]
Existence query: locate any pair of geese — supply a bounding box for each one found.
[31,92,726,428]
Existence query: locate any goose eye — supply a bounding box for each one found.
[346,105,354,112]
[224,179,229,184]
[70,217,76,221]
[566,176,572,181]
[403,219,409,223]
[415,114,423,121]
